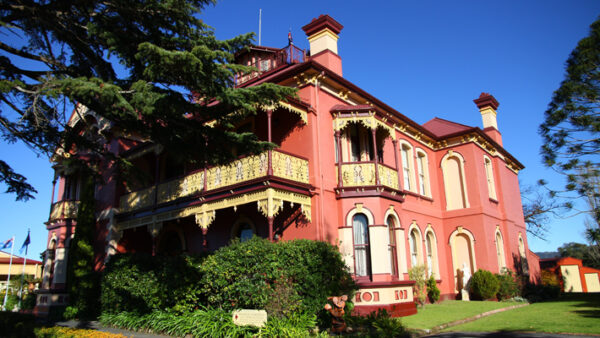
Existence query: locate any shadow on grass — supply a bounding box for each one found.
[429,330,571,337]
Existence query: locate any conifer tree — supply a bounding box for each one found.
[540,18,600,233]
[0,0,296,200]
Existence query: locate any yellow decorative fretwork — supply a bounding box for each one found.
[261,101,309,124]
[272,151,310,184]
[377,164,399,190]
[333,113,396,140]
[157,170,205,204]
[206,153,267,190]
[119,186,155,213]
[116,188,312,230]
[340,163,376,186]
[49,200,80,221]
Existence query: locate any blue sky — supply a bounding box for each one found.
[1,1,599,260]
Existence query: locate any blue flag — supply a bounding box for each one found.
[1,238,13,249]
[19,231,30,255]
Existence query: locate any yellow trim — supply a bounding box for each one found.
[333,113,396,140]
[307,28,340,43]
[117,188,311,230]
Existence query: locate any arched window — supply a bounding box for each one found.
[484,156,497,200]
[495,230,506,271]
[409,228,421,268]
[424,227,440,278]
[231,217,256,242]
[400,141,415,192]
[416,149,430,197]
[518,234,529,275]
[426,233,433,276]
[441,151,469,210]
[353,213,370,277]
[386,215,398,277]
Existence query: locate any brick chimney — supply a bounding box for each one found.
[302,15,343,76]
[473,92,502,146]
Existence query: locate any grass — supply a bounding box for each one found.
[444,293,600,335]
[400,300,514,330]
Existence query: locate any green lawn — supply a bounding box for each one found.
[444,293,600,335]
[400,300,515,330]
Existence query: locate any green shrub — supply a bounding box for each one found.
[346,309,409,337]
[21,292,37,310]
[426,275,440,303]
[101,253,206,315]
[408,265,427,307]
[0,312,36,338]
[469,269,500,300]
[199,237,356,316]
[100,308,319,337]
[496,270,519,300]
[0,291,19,311]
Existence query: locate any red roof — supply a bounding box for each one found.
[422,117,474,137]
[0,253,42,265]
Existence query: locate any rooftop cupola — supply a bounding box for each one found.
[302,14,343,76]
[473,92,502,145]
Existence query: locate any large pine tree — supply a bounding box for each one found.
[540,18,600,236]
[0,0,295,200]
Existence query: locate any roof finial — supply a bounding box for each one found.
[288,26,293,45]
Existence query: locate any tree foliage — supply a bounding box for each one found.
[521,182,568,239]
[0,0,296,200]
[539,18,600,232]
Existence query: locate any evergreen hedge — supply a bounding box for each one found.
[469,269,500,300]
[101,253,206,314]
[199,237,357,316]
[101,237,356,318]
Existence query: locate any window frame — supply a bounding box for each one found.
[352,213,371,277]
[415,148,431,197]
[399,140,416,192]
[484,155,497,200]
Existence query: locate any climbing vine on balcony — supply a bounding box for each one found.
[65,174,100,319]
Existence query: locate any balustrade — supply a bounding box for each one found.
[49,200,80,221]
[119,150,309,213]
[337,162,399,190]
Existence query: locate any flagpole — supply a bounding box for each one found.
[18,241,28,309]
[2,236,15,311]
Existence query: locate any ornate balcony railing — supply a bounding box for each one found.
[119,150,310,213]
[234,45,306,86]
[49,200,80,221]
[337,162,399,190]
[377,164,400,190]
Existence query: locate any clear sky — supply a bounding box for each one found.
[1,1,599,260]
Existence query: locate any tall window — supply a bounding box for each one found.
[426,233,433,277]
[518,235,529,275]
[495,231,506,271]
[442,152,469,210]
[386,216,398,277]
[400,142,414,191]
[484,156,497,200]
[409,229,420,267]
[416,150,430,196]
[63,175,80,200]
[353,214,370,277]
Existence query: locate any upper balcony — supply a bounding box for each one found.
[49,200,80,222]
[119,149,309,214]
[234,45,306,87]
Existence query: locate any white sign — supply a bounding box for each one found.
[232,309,267,327]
